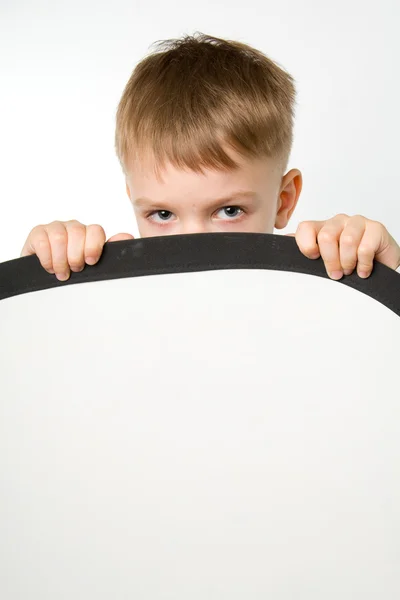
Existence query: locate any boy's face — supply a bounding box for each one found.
[125,149,302,237]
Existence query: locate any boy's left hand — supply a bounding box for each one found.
[286,214,400,280]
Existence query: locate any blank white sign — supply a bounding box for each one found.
[0,233,399,599]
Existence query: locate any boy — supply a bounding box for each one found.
[20,34,400,280]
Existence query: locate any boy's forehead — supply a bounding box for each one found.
[134,190,259,210]
[125,151,284,209]
[126,153,279,189]
[128,162,263,208]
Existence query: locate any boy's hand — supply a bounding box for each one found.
[21,220,134,281]
[288,214,400,279]
[286,214,400,279]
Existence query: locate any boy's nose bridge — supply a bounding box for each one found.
[180,215,213,234]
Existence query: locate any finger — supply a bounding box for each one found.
[84,224,107,265]
[107,233,135,243]
[338,215,366,275]
[21,226,54,274]
[317,214,349,279]
[368,222,400,272]
[46,222,70,281]
[295,221,323,259]
[65,220,87,273]
[356,220,385,278]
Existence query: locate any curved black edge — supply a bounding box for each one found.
[1,233,399,317]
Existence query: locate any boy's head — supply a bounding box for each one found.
[115,33,302,237]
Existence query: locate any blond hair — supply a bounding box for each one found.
[115,33,296,176]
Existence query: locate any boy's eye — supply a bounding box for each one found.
[216,206,244,219]
[149,210,174,223]
[147,206,244,224]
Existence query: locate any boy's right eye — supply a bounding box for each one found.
[148,210,174,223]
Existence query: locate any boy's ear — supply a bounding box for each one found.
[125,182,132,200]
[274,169,302,230]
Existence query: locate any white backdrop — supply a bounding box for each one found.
[1,0,399,262]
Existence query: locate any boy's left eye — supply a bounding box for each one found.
[216,206,244,219]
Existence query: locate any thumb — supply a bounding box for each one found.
[107,233,135,243]
[374,230,400,271]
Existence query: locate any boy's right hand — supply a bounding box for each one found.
[21,220,135,281]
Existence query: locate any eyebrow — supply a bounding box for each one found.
[134,191,258,210]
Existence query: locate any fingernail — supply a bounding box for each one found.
[343,269,352,276]
[358,271,369,278]
[86,257,96,265]
[56,272,69,281]
[329,271,343,280]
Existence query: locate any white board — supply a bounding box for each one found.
[1,233,399,599]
